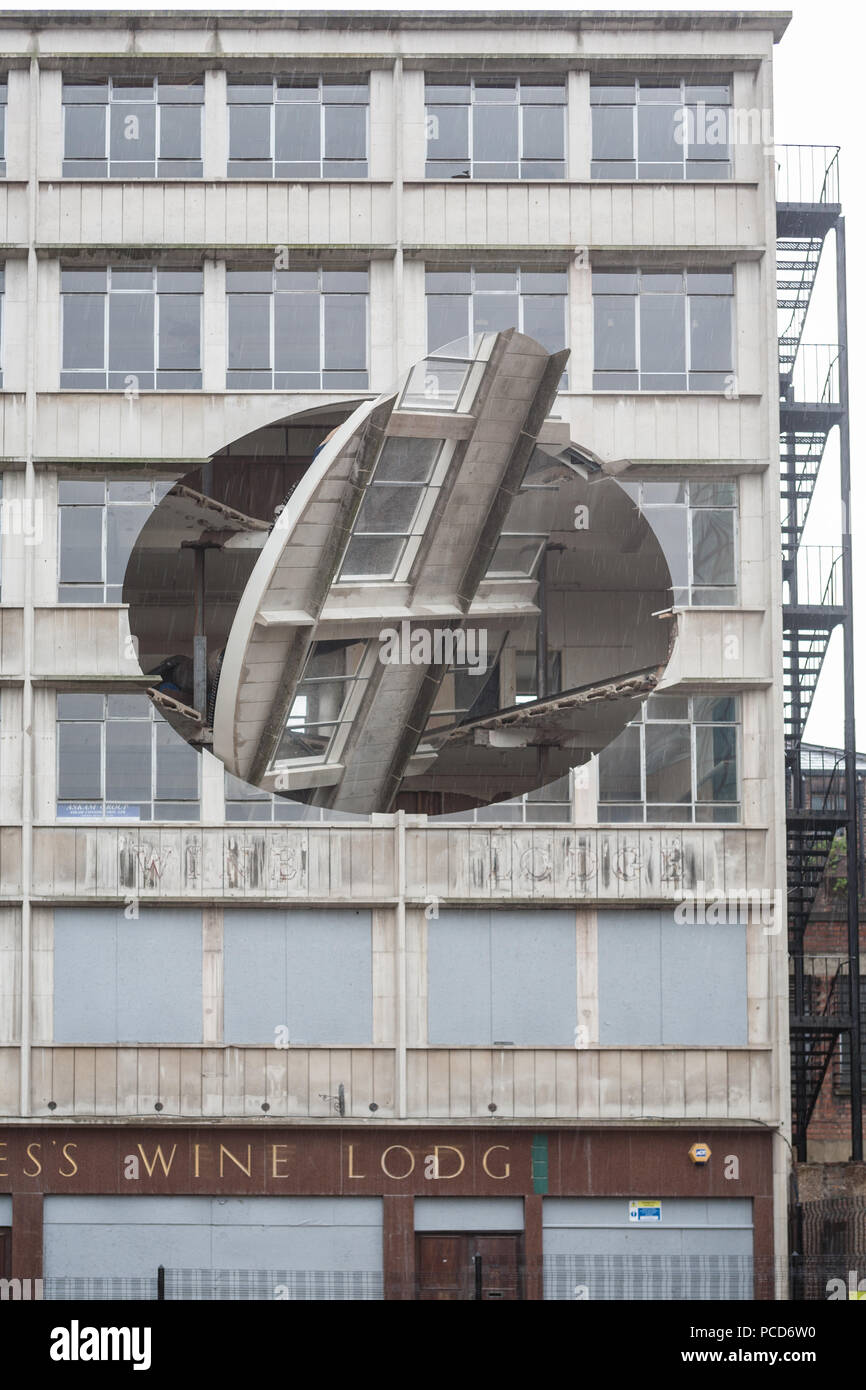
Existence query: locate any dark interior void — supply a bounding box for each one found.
[123,404,355,691]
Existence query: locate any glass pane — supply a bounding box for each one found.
[645,695,690,719]
[486,535,544,576]
[158,295,200,369]
[473,293,519,334]
[355,484,423,533]
[106,720,152,802]
[108,293,154,371]
[275,103,320,162]
[592,105,633,160]
[693,695,737,723]
[593,295,635,371]
[643,506,689,588]
[110,103,156,161]
[323,295,366,370]
[57,723,102,801]
[641,482,687,503]
[324,105,365,160]
[58,693,104,719]
[426,105,469,160]
[690,480,736,507]
[59,480,105,504]
[229,105,271,160]
[375,437,441,484]
[427,295,469,353]
[684,104,730,161]
[108,481,153,501]
[689,295,732,371]
[692,509,735,587]
[107,504,151,586]
[155,721,199,800]
[63,295,104,369]
[65,105,106,159]
[517,104,567,159]
[59,507,103,583]
[159,105,201,159]
[523,296,566,354]
[473,104,518,163]
[598,724,641,802]
[340,534,405,577]
[645,724,691,804]
[227,295,270,369]
[641,294,686,374]
[275,293,319,373]
[637,104,682,163]
[695,725,737,802]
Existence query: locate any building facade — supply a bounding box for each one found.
[0,9,793,1300]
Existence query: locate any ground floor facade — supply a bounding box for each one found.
[0,1124,775,1300]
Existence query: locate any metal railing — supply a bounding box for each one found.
[786,545,843,609]
[776,144,841,205]
[781,343,841,408]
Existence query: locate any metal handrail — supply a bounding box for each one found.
[776,144,841,205]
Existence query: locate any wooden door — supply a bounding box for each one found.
[416,1232,522,1300]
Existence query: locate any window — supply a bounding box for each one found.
[56,693,200,821]
[338,435,448,581]
[224,771,366,822]
[227,77,368,179]
[62,78,203,178]
[426,268,568,370]
[61,267,203,390]
[591,77,732,180]
[427,908,577,1044]
[598,693,740,823]
[57,478,173,603]
[618,480,738,605]
[0,265,4,387]
[425,75,566,180]
[272,640,368,765]
[226,267,368,390]
[593,269,733,391]
[0,82,6,176]
[436,772,573,824]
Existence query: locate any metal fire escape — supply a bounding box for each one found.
[777,145,862,1159]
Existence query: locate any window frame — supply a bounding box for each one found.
[55,693,201,822]
[590,75,733,181]
[424,73,567,181]
[620,478,739,606]
[57,477,173,604]
[225,265,370,391]
[592,267,734,392]
[60,266,203,391]
[61,76,204,179]
[425,266,569,385]
[597,693,741,824]
[226,75,370,180]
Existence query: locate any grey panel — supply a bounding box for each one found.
[543,1197,753,1229]
[597,910,747,1046]
[0,1195,11,1224]
[223,909,372,1045]
[597,910,662,1044]
[117,910,202,1043]
[491,911,575,1044]
[53,908,202,1045]
[287,910,372,1044]
[427,909,491,1045]
[414,1197,524,1231]
[43,1195,383,1278]
[660,920,747,1044]
[53,909,117,1043]
[223,910,287,1045]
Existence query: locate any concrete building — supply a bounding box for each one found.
[0,8,795,1300]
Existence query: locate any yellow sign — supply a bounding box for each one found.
[689,1142,712,1165]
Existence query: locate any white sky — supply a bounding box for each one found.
[9,1,863,749]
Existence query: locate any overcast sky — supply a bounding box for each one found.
[12,2,862,748]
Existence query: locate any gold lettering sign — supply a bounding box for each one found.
[270,1144,290,1179]
[59,1142,78,1178]
[433,1145,465,1179]
[347,1144,365,1180]
[137,1144,176,1178]
[23,1142,42,1178]
[482,1145,510,1180]
[380,1145,415,1180]
[219,1144,252,1178]
[0,1141,7,1177]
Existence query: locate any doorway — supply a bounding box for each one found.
[416,1232,522,1300]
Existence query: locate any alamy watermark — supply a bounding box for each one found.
[674,102,773,155]
[674,880,783,935]
[378,620,488,674]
